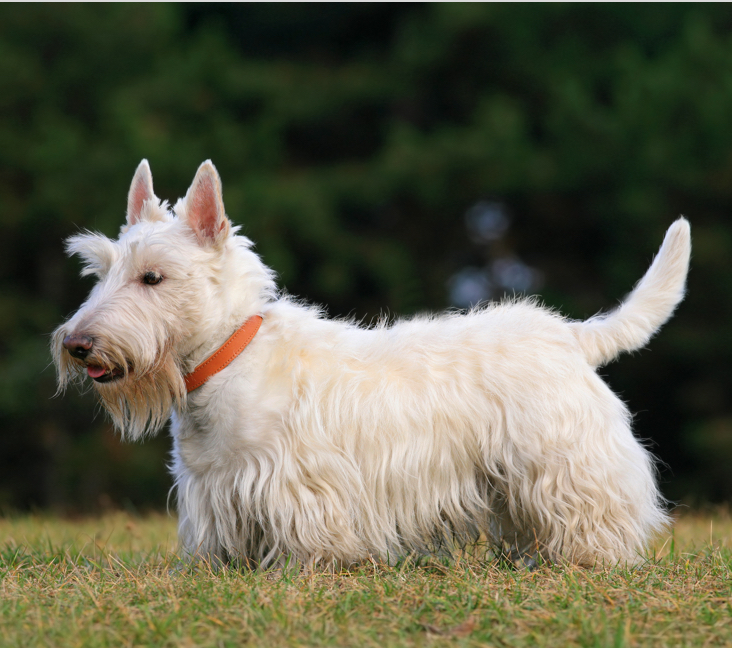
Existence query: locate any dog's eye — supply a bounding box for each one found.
[142,271,163,286]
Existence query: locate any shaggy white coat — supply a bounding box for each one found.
[53,160,691,568]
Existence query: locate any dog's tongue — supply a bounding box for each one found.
[87,366,107,379]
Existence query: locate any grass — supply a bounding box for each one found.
[1,511,731,647]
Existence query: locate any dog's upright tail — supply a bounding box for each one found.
[570,218,691,367]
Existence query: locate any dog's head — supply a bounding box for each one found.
[52,161,275,439]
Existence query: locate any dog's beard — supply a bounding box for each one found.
[53,329,185,440]
[94,352,184,440]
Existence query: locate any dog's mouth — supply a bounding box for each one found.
[86,364,128,383]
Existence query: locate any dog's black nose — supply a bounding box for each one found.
[63,335,93,359]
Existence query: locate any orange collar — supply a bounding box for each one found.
[184,315,263,392]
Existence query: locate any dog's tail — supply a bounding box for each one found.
[570,218,691,367]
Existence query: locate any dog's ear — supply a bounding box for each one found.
[126,160,157,226]
[183,160,231,246]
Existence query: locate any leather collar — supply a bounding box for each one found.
[183,315,263,392]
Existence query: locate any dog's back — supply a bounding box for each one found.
[254,284,676,566]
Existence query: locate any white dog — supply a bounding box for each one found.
[53,160,691,568]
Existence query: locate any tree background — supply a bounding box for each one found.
[1,4,730,512]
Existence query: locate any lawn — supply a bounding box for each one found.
[1,510,730,647]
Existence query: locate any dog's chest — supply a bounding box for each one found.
[170,376,289,475]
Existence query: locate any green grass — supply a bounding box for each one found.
[1,511,731,647]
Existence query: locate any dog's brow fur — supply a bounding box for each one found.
[53,160,691,570]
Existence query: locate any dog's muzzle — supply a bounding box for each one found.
[62,334,125,383]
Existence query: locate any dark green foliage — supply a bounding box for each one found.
[0,4,730,510]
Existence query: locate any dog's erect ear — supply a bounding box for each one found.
[126,160,156,226]
[183,160,230,246]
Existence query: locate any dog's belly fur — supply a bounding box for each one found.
[171,299,661,567]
